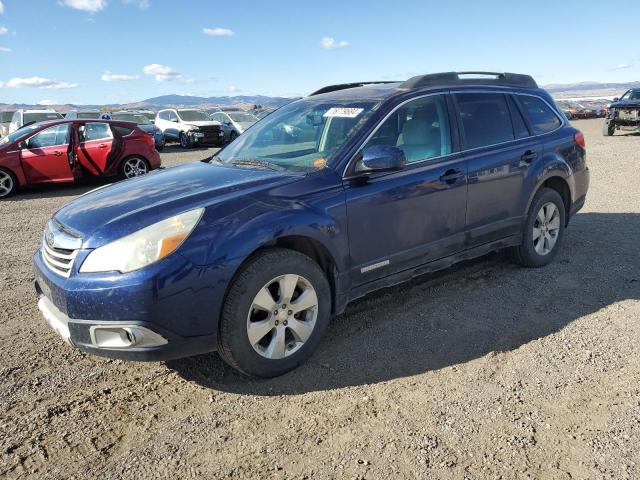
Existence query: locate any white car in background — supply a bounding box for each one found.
[0,110,15,137]
[210,110,259,142]
[154,109,225,149]
[9,109,63,133]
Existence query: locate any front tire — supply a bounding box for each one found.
[0,168,17,199]
[602,120,615,136]
[509,187,566,268]
[217,248,331,378]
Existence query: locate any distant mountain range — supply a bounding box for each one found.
[1,81,638,112]
[122,94,295,110]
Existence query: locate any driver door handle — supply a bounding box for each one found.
[53,151,63,156]
[439,168,465,185]
[98,143,108,149]
[521,150,538,164]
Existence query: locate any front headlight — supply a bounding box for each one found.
[80,208,204,273]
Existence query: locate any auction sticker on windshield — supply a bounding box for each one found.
[323,107,364,118]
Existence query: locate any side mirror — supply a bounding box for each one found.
[613,97,619,102]
[357,145,406,173]
[19,140,28,149]
[171,118,178,123]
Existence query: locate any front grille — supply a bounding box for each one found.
[619,109,640,121]
[41,240,78,278]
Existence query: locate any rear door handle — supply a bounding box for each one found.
[53,151,63,156]
[439,168,465,184]
[521,150,538,164]
[98,143,108,149]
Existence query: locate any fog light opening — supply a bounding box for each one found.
[89,325,168,349]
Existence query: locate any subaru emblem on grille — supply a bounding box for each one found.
[45,228,55,247]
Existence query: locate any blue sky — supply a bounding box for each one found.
[0,0,638,105]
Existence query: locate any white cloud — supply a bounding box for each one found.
[122,0,149,9]
[0,2,4,15]
[0,46,10,52]
[3,77,79,89]
[37,99,59,106]
[227,85,240,93]
[320,37,351,50]
[0,26,7,35]
[101,71,139,82]
[203,27,234,37]
[143,63,183,82]
[613,63,631,70]
[61,0,107,13]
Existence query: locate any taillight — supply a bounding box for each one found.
[574,131,585,149]
[142,131,155,146]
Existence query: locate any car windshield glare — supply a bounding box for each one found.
[620,90,640,101]
[112,114,151,124]
[0,124,40,145]
[229,113,258,123]
[178,110,210,121]
[217,99,379,172]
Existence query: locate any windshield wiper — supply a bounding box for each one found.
[229,159,284,171]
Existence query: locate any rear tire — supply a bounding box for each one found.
[120,156,150,179]
[509,187,566,268]
[0,168,17,199]
[217,248,331,378]
[602,120,615,136]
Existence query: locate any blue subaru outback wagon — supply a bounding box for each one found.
[34,72,589,377]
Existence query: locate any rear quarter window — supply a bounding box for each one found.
[515,95,562,135]
[113,126,134,136]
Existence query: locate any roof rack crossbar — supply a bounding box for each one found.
[309,81,397,96]
[400,72,538,90]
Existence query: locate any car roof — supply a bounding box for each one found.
[24,119,140,129]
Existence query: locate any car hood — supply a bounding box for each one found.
[610,100,640,108]
[237,121,255,131]
[54,161,297,248]
[184,121,221,128]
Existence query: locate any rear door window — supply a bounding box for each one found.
[81,123,112,142]
[455,93,515,149]
[515,95,562,135]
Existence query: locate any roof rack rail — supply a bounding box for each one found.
[309,81,396,96]
[400,72,538,90]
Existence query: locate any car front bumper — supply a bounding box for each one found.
[33,249,220,361]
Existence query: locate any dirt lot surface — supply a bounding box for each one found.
[1,121,639,479]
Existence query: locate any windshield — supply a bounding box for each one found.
[111,113,151,124]
[24,112,63,124]
[217,98,379,172]
[229,112,258,123]
[620,90,640,101]
[0,111,14,122]
[0,124,39,145]
[178,110,210,122]
[77,112,101,119]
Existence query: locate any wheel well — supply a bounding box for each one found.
[247,236,338,312]
[541,177,571,225]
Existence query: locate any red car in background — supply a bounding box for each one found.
[0,119,161,198]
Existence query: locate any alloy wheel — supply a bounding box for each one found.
[533,202,561,255]
[123,158,148,178]
[0,170,14,198]
[246,274,318,360]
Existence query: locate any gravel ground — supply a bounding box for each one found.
[1,121,639,479]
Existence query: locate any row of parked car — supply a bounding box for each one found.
[0,107,266,150]
[555,99,610,120]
